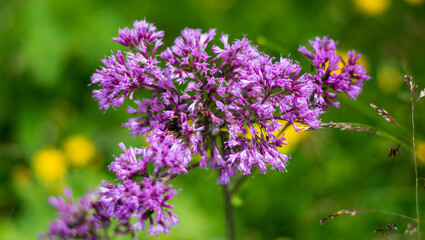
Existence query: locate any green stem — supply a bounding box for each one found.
[232,174,251,195]
[365,209,417,222]
[102,223,111,240]
[304,121,411,152]
[223,184,236,240]
[411,94,420,240]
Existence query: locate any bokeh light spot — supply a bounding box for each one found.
[377,64,403,93]
[33,148,67,182]
[354,0,390,15]
[64,135,96,166]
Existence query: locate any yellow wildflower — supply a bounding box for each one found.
[354,0,389,15]
[33,148,67,182]
[64,135,96,166]
[322,51,369,76]
[245,120,310,155]
[337,51,369,74]
[277,122,310,155]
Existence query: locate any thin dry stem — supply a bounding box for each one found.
[411,91,420,240]
[405,74,420,240]
[299,122,378,134]
[320,209,417,225]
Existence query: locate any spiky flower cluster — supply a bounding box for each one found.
[96,138,186,235]
[298,36,370,108]
[42,19,369,239]
[39,189,107,240]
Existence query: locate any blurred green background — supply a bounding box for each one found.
[1,0,425,239]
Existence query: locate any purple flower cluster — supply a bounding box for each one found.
[91,20,165,111]
[92,20,368,185]
[98,178,178,236]
[96,135,188,235]
[299,36,370,108]
[44,19,370,239]
[40,189,106,240]
[90,20,368,235]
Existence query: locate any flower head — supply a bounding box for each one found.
[97,178,178,236]
[33,148,67,182]
[113,19,164,50]
[64,135,96,166]
[86,20,370,238]
[298,36,370,108]
[92,21,370,185]
[40,189,106,240]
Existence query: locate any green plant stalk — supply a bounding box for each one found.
[411,95,420,240]
[223,184,236,240]
[366,209,417,222]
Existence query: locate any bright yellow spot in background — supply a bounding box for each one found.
[405,0,424,5]
[326,51,369,76]
[337,51,370,73]
[417,141,425,163]
[354,0,389,15]
[33,148,67,182]
[377,64,402,93]
[245,120,310,155]
[64,135,96,166]
[278,122,310,154]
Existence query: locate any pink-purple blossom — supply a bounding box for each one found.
[39,189,106,240]
[91,20,369,188]
[97,178,178,236]
[44,19,370,239]
[298,36,370,108]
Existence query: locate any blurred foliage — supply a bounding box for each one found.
[1,0,425,239]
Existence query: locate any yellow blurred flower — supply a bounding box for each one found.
[354,0,389,15]
[377,64,402,94]
[326,51,370,77]
[33,148,67,182]
[64,135,96,166]
[245,120,310,155]
[417,141,425,163]
[405,0,424,5]
[277,122,310,155]
[336,51,370,74]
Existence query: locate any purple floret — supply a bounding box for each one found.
[113,19,164,50]
[39,189,106,240]
[97,178,178,236]
[298,36,370,109]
